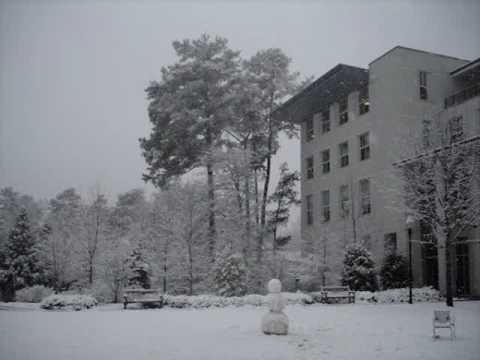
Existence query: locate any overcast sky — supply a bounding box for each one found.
[1,0,479,203]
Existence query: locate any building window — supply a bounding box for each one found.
[449,116,464,143]
[339,184,349,218]
[359,178,371,215]
[321,190,330,222]
[321,110,330,133]
[359,132,370,161]
[306,156,314,179]
[305,117,314,142]
[339,141,349,167]
[359,93,370,115]
[419,71,428,100]
[384,232,397,255]
[339,99,349,125]
[422,119,431,148]
[321,149,330,174]
[306,195,314,226]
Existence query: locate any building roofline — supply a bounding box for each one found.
[274,63,367,115]
[369,46,470,66]
[450,57,480,76]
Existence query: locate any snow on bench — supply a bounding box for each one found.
[123,288,164,309]
[315,286,355,304]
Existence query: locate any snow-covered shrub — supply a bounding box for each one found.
[40,294,98,310]
[342,243,378,291]
[213,253,247,297]
[15,285,53,303]
[380,254,408,289]
[355,287,441,303]
[163,291,313,309]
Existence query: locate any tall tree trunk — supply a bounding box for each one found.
[260,95,275,229]
[206,127,216,265]
[445,239,454,307]
[88,260,94,285]
[261,127,272,228]
[187,241,193,296]
[207,161,216,264]
[258,116,273,265]
[254,169,260,225]
[243,141,251,260]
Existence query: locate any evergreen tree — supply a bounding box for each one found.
[267,162,300,253]
[126,248,151,289]
[214,253,247,297]
[380,254,408,289]
[140,34,241,266]
[5,209,41,290]
[342,243,377,291]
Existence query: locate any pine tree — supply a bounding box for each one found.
[214,253,247,297]
[126,248,151,289]
[380,254,408,289]
[342,243,377,291]
[5,209,41,290]
[140,34,241,266]
[267,162,300,253]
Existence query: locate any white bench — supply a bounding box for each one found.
[433,310,455,340]
[123,288,163,309]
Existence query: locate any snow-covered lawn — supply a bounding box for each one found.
[1,301,479,360]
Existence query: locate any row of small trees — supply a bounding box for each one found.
[342,243,408,292]
[0,157,300,301]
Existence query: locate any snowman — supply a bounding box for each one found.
[261,279,289,335]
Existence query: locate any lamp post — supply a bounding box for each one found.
[406,215,415,304]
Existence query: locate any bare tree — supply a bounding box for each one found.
[82,192,109,285]
[396,118,480,306]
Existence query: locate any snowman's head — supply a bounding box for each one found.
[267,279,282,294]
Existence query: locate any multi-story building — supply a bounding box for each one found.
[275,46,480,297]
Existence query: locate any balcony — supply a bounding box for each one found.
[444,83,480,109]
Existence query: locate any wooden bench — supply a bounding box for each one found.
[319,286,355,304]
[123,288,164,309]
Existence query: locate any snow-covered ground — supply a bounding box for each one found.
[1,301,479,360]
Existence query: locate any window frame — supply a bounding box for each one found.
[359,178,371,215]
[321,149,330,174]
[359,132,370,161]
[321,190,330,222]
[359,95,370,115]
[305,194,314,226]
[339,184,349,218]
[422,119,431,148]
[339,141,349,168]
[419,71,428,100]
[306,156,314,179]
[305,117,314,142]
[339,99,349,125]
[321,110,330,134]
[384,232,397,255]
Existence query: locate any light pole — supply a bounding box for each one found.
[406,215,415,304]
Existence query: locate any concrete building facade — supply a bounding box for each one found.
[275,46,480,296]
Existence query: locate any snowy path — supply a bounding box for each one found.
[1,301,479,360]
